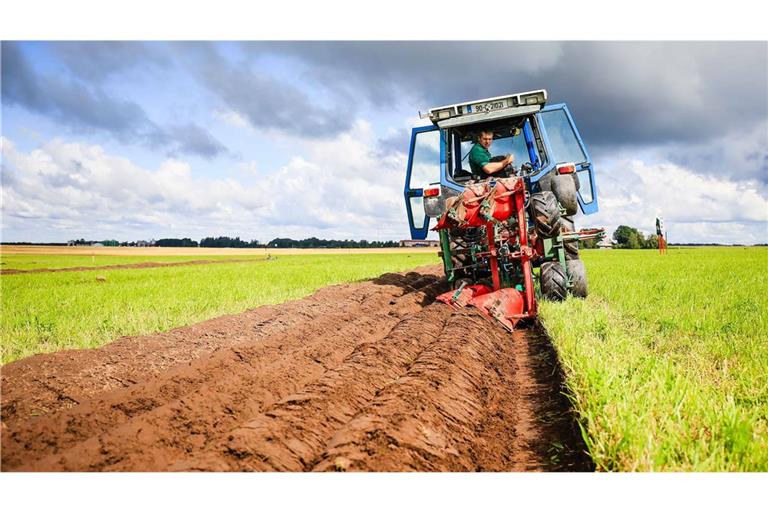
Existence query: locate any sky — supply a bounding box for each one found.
[1,41,767,244]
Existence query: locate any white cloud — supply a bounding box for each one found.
[3,125,766,245]
[1,125,413,243]
[237,160,259,175]
[212,108,251,130]
[255,120,408,232]
[582,158,768,244]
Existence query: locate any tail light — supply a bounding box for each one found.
[424,187,440,197]
[556,163,576,174]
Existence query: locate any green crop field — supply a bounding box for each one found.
[0,253,437,364]
[0,253,267,271]
[3,246,765,472]
[540,247,768,471]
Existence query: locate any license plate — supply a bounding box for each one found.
[470,99,506,114]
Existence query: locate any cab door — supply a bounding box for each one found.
[404,125,443,239]
[536,104,598,214]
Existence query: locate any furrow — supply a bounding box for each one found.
[1,265,441,427]
[4,276,446,471]
[171,303,453,472]
[3,272,438,468]
[310,309,517,472]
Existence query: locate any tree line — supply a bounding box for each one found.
[610,225,661,249]
[267,237,399,248]
[53,236,401,248]
[573,225,662,249]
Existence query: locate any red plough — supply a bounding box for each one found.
[435,177,537,331]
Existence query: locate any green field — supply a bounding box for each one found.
[0,253,268,271]
[541,247,768,471]
[1,253,437,364]
[3,246,766,471]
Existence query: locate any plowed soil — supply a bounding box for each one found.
[1,265,591,472]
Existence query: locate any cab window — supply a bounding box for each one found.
[449,120,536,182]
[539,109,587,164]
[408,130,441,190]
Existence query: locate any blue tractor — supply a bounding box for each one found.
[403,90,603,330]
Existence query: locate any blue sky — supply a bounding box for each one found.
[2,41,767,244]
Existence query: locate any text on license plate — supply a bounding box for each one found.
[471,100,506,114]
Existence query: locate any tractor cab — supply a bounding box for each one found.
[404,89,598,239]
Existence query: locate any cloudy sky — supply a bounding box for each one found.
[2,41,766,244]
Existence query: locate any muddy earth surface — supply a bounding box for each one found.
[1,265,591,471]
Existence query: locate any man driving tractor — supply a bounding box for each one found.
[468,129,515,179]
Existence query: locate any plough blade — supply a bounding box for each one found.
[468,288,525,332]
[436,284,492,308]
[437,285,525,332]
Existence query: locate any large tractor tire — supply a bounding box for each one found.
[537,171,554,192]
[538,170,580,192]
[566,259,588,298]
[551,174,579,216]
[560,216,580,260]
[540,261,568,301]
[531,191,561,238]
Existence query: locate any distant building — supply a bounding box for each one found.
[400,239,440,248]
[597,238,615,250]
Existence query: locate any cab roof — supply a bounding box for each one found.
[422,89,547,129]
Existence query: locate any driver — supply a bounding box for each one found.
[468,130,514,179]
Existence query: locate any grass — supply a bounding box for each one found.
[0,253,438,364]
[0,253,268,271]
[4,245,766,470]
[540,247,768,471]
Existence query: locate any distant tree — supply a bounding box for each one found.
[613,225,635,247]
[644,234,659,249]
[265,237,401,249]
[200,236,251,248]
[626,231,644,249]
[613,225,649,249]
[156,238,198,247]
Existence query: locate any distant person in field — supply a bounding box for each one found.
[468,130,514,179]
[656,217,667,254]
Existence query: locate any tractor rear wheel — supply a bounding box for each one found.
[552,174,579,216]
[531,191,561,238]
[560,216,580,260]
[540,261,568,301]
[567,259,588,298]
[538,170,580,192]
[448,228,471,282]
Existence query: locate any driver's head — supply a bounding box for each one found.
[477,130,494,150]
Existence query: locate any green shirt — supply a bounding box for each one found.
[468,143,492,177]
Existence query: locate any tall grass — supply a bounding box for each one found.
[541,247,768,471]
[1,253,437,364]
